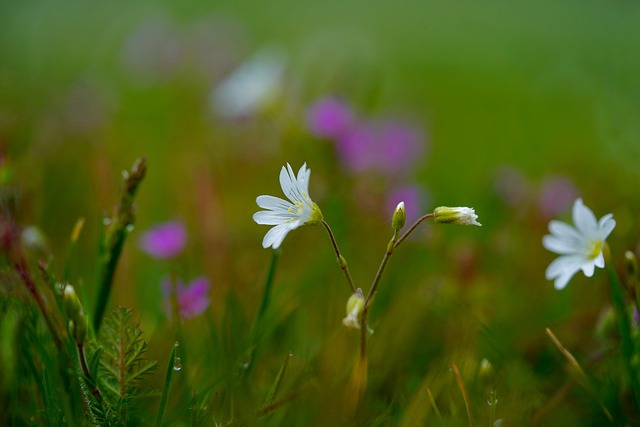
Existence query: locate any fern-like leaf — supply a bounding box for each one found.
[97,306,157,424]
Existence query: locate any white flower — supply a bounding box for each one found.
[253,163,323,249]
[211,46,286,119]
[542,198,616,290]
[433,206,482,226]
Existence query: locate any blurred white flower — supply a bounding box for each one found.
[253,163,323,249]
[211,46,286,119]
[542,198,616,290]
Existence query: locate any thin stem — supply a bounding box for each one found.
[357,230,399,400]
[156,343,177,427]
[365,230,399,305]
[606,257,640,410]
[393,213,434,250]
[16,260,62,351]
[451,362,475,427]
[357,213,436,398]
[77,343,102,402]
[322,220,356,293]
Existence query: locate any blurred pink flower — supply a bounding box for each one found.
[538,175,578,218]
[306,97,354,139]
[337,119,425,176]
[162,276,211,319]
[138,221,186,259]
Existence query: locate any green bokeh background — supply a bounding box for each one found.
[1,0,640,425]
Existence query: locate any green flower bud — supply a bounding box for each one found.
[343,289,365,330]
[433,206,481,226]
[392,202,406,231]
[62,284,88,344]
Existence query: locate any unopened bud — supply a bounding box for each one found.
[625,251,639,280]
[62,284,87,344]
[343,289,365,330]
[392,202,406,231]
[478,358,493,380]
[433,206,481,226]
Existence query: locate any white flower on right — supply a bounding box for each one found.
[542,198,616,290]
[253,163,323,249]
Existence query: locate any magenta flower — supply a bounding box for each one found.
[336,119,425,176]
[337,122,379,172]
[307,97,354,140]
[376,120,424,176]
[138,221,186,259]
[162,276,211,319]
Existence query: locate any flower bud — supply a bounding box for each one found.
[433,206,481,226]
[343,289,365,330]
[392,202,406,231]
[62,284,88,344]
[625,251,639,280]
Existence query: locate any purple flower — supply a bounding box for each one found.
[336,119,425,176]
[386,185,428,224]
[337,122,378,172]
[307,97,354,139]
[376,120,424,176]
[162,276,211,319]
[138,221,187,259]
[538,176,578,218]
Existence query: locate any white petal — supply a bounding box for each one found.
[542,235,580,255]
[257,195,291,211]
[581,260,595,277]
[598,215,616,239]
[593,252,605,268]
[253,210,294,225]
[545,255,582,280]
[279,165,295,201]
[548,220,582,243]
[572,198,598,234]
[554,271,576,290]
[297,163,311,196]
[262,223,293,249]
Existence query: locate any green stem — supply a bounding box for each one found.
[606,259,640,409]
[358,213,436,391]
[322,220,356,293]
[393,213,434,250]
[77,343,102,402]
[256,250,280,324]
[156,343,178,427]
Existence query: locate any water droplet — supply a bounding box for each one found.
[174,341,180,348]
[125,224,135,233]
[173,357,182,371]
[103,217,111,226]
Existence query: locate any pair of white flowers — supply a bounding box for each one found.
[252,163,481,250]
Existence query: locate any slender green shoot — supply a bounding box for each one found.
[156,342,179,427]
[93,158,146,332]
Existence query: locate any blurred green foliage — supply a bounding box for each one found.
[1,0,640,425]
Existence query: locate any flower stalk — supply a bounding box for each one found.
[605,246,640,409]
[322,220,356,293]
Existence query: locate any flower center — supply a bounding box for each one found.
[586,239,602,260]
[287,201,304,215]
